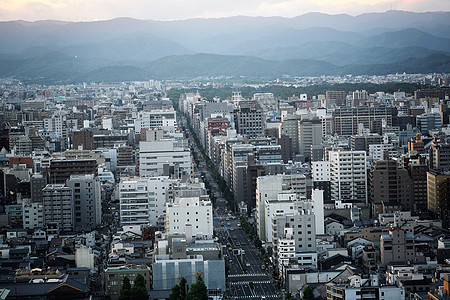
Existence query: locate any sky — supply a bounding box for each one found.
[0,0,449,21]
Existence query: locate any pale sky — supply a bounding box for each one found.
[0,0,449,21]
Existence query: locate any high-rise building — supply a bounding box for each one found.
[369,153,414,216]
[326,90,347,107]
[312,161,331,203]
[352,90,369,107]
[72,130,93,150]
[298,118,323,159]
[30,174,47,203]
[47,158,98,184]
[427,170,450,226]
[329,150,367,204]
[139,140,191,177]
[119,176,176,227]
[332,107,395,136]
[235,101,264,138]
[429,143,450,171]
[42,184,73,232]
[402,156,429,211]
[134,109,177,134]
[66,174,101,231]
[417,113,442,135]
[280,115,300,155]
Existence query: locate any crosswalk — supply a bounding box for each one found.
[233,295,279,299]
[228,273,267,277]
[229,281,271,285]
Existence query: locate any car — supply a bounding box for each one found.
[261,265,265,270]
[246,262,251,267]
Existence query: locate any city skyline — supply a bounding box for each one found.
[0,0,449,22]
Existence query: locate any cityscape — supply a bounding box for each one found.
[0,2,450,300]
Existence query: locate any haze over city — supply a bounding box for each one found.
[0,0,449,21]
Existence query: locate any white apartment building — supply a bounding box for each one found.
[256,175,284,241]
[368,143,397,161]
[22,199,43,229]
[312,161,331,181]
[166,197,213,239]
[66,174,102,231]
[264,192,298,243]
[119,176,177,227]
[43,114,63,138]
[139,140,192,177]
[42,184,73,232]
[329,150,367,204]
[272,210,317,269]
[296,189,325,235]
[134,109,177,134]
[277,228,295,271]
[256,174,308,241]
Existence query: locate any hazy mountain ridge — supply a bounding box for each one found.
[0,11,449,82]
[2,52,449,83]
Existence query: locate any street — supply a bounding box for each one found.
[182,114,280,299]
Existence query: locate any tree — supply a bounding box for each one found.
[302,285,314,300]
[186,275,208,300]
[119,277,132,300]
[169,277,188,300]
[179,277,188,299]
[169,284,182,300]
[62,245,72,254]
[131,274,148,300]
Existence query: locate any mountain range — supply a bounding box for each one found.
[0,10,449,82]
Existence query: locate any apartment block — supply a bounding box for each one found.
[42,184,73,232]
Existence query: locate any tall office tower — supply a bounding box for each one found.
[42,184,73,232]
[369,153,414,216]
[329,150,367,205]
[352,90,369,107]
[298,118,323,159]
[30,174,47,203]
[280,114,301,155]
[326,90,347,107]
[332,107,395,136]
[230,144,254,207]
[166,197,213,239]
[235,101,264,138]
[139,140,191,177]
[66,174,101,231]
[427,170,450,226]
[401,156,429,211]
